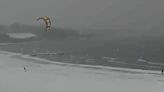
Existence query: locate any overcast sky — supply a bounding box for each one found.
[0,0,164,30]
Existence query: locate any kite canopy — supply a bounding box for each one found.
[37,16,52,31]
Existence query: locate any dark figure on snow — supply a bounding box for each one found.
[162,69,164,75]
[161,69,163,75]
[161,65,164,75]
[24,67,27,72]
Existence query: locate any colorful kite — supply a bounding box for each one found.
[37,16,52,31]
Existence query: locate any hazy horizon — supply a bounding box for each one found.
[0,0,163,30]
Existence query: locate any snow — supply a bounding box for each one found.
[0,51,164,92]
[7,33,36,39]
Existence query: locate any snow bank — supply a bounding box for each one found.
[7,33,36,39]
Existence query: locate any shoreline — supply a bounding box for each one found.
[0,50,161,75]
[0,40,163,72]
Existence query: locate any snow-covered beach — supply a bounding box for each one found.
[0,51,164,92]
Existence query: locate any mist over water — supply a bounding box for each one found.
[0,23,162,70]
[0,0,163,70]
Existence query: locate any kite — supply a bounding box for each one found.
[37,16,52,31]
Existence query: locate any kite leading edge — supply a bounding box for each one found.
[37,16,52,31]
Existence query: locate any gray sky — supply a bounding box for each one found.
[0,0,164,30]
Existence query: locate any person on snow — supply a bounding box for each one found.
[24,67,27,72]
[161,65,164,75]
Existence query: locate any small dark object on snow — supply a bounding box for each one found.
[162,70,164,75]
[161,65,164,75]
[24,67,27,72]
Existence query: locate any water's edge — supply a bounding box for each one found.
[0,50,161,75]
